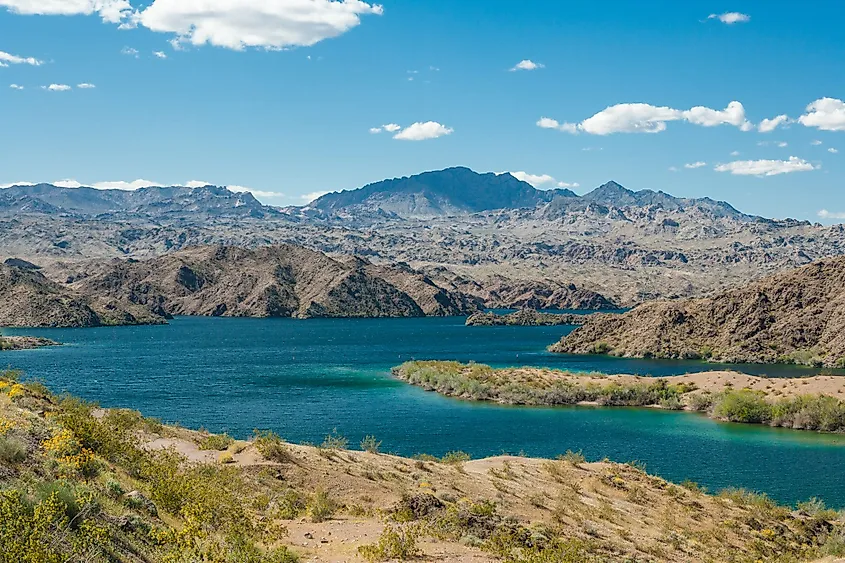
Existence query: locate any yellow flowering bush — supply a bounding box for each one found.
[0,418,13,435]
[42,428,81,457]
[7,383,26,400]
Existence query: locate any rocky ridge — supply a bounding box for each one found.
[552,256,845,367]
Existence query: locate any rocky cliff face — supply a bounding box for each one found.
[552,257,845,367]
[0,263,164,328]
[68,245,478,320]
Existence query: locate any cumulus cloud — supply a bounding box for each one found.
[684,161,707,169]
[9,83,24,90]
[153,51,167,59]
[135,0,384,51]
[77,82,96,88]
[43,84,71,91]
[708,12,750,24]
[811,140,823,146]
[758,114,789,133]
[830,148,839,154]
[0,0,133,23]
[714,156,816,177]
[730,150,741,156]
[121,46,139,58]
[540,101,753,135]
[501,172,579,190]
[368,127,382,134]
[0,49,42,66]
[819,210,845,220]
[777,141,788,148]
[799,98,845,131]
[505,171,556,187]
[510,59,544,71]
[393,121,453,141]
[383,123,401,132]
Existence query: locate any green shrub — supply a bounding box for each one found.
[307,488,336,523]
[358,524,421,561]
[712,390,772,424]
[360,435,382,454]
[199,433,234,451]
[0,435,27,464]
[276,489,306,520]
[558,450,586,467]
[441,451,471,464]
[254,430,292,463]
[320,429,349,451]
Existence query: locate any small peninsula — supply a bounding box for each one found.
[393,361,845,433]
[466,309,594,326]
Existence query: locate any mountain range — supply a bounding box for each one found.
[2,167,842,308]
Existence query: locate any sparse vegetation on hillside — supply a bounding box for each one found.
[2,368,845,562]
[394,361,845,433]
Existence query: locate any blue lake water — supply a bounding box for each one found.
[5,316,845,507]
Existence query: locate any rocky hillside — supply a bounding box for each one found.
[66,245,478,319]
[0,262,164,328]
[552,256,845,367]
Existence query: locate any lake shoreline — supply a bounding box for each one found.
[393,361,845,435]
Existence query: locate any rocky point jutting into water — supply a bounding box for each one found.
[465,309,594,326]
[552,256,845,367]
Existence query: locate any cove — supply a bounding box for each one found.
[5,316,845,508]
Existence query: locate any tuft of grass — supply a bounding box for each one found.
[307,488,336,523]
[441,451,471,464]
[254,430,292,463]
[559,450,586,467]
[358,524,421,561]
[0,435,27,464]
[320,429,349,451]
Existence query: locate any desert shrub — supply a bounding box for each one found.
[441,451,471,464]
[712,390,772,424]
[770,395,845,432]
[680,480,706,494]
[687,391,715,412]
[0,435,27,464]
[275,489,306,520]
[359,524,421,561]
[559,450,585,467]
[413,454,439,462]
[360,435,382,454]
[320,429,349,451]
[254,430,292,463]
[592,342,611,355]
[307,488,336,523]
[199,433,234,451]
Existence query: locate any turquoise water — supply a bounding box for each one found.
[5,316,845,507]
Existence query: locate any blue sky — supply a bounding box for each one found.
[1,0,844,221]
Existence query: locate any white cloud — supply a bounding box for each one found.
[830,148,839,154]
[777,141,788,148]
[510,59,544,72]
[368,127,382,134]
[136,0,384,51]
[2,178,282,200]
[393,121,453,141]
[730,150,741,156]
[708,12,750,24]
[714,156,816,177]
[43,83,71,91]
[684,161,707,169]
[185,180,211,188]
[506,171,556,187]
[0,0,133,23]
[301,191,329,204]
[91,179,162,190]
[811,140,823,146]
[383,123,401,132]
[153,51,167,59]
[542,101,752,135]
[226,185,283,199]
[9,83,24,90]
[501,172,579,190]
[819,210,845,220]
[0,50,42,66]
[758,114,789,133]
[799,98,845,132]
[121,46,139,58]
[668,166,679,172]
[77,82,96,88]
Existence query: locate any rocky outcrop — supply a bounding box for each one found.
[466,309,594,326]
[0,336,60,350]
[0,263,164,328]
[70,245,478,320]
[552,257,845,367]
